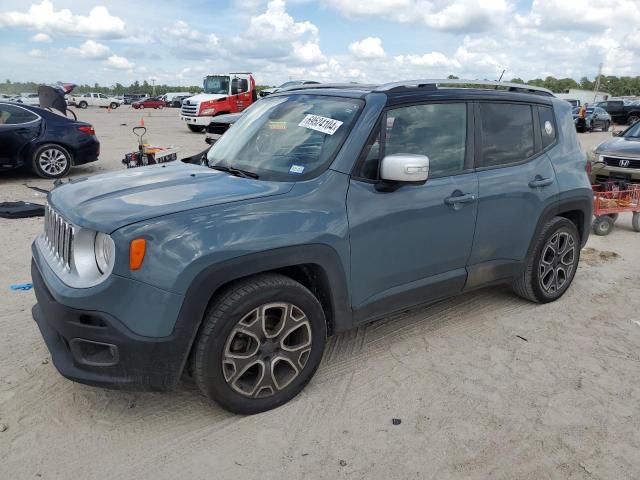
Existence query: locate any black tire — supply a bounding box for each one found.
[592,215,614,236]
[187,124,205,132]
[632,212,640,232]
[78,101,88,109]
[628,115,640,125]
[513,217,580,303]
[192,273,327,414]
[110,102,118,109]
[32,144,72,178]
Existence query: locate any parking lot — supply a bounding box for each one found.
[1,107,640,479]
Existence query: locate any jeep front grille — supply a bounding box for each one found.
[602,156,640,169]
[44,205,74,270]
[181,103,198,116]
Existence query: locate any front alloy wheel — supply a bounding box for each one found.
[223,303,312,398]
[193,273,326,414]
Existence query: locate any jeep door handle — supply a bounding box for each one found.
[444,193,476,206]
[528,177,553,188]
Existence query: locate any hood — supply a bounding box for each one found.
[594,136,640,158]
[183,93,227,105]
[49,162,293,233]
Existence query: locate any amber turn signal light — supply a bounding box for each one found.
[129,238,146,270]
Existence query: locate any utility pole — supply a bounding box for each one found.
[593,63,602,103]
[151,78,156,97]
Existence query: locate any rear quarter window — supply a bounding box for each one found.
[538,106,557,150]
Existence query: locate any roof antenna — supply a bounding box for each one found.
[495,69,506,89]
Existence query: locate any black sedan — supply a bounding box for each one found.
[0,102,99,178]
[572,106,612,133]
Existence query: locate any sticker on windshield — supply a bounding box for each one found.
[268,121,287,130]
[544,121,553,135]
[289,164,305,175]
[298,114,343,135]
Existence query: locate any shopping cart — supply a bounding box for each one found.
[592,181,640,235]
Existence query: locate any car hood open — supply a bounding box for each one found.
[49,162,293,233]
[595,136,640,158]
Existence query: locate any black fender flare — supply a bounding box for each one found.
[525,193,593,264]
[171,244,352,377]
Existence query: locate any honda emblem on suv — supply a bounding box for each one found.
[619,159,630,167]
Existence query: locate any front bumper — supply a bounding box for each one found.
[180,115,211,126]
[31,260,192,391]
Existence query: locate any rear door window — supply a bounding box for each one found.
[478,103,535,168]
[0,104,39,125]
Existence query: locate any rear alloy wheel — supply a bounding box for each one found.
[78,101,88,109]
[32,144,71,178]
[193,273,326,414]
[110,102,118,109]
[592,215,614,236]
[513,217,580,303]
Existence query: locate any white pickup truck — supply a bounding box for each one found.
[68,92,122,109]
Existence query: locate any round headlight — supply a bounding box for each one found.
[94,232,115,274]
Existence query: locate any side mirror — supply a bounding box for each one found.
[379,154,429,184]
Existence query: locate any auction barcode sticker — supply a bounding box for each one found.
[298,114,343,135]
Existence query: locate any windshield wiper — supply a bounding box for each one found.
[211,165,259,179]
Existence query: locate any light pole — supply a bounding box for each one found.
[151,78,156,97]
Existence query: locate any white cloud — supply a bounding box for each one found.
[292,41,326,63]
[525,0,640,32]
[230,0,325,65]
[247,0,318,43]
[64,40,111,59]
[0,0,126,38]
[323,0,511,32]
[349,37,385,59]
[160,20,221,59]
[28,49,43,57]
[31,32,51,42]
[395,52,461,69]
[105,54,134,70]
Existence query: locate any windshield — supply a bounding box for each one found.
[203,76,230,95]
[206,94,363,181]
[622,122,640,138]
[279,81,301,88]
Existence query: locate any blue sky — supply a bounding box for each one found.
[1,0,639,87]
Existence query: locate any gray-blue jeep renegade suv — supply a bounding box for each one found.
[31,80,593,414]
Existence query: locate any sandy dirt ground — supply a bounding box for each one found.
[1,107,639,479]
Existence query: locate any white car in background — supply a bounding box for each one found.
[15,93,40,106]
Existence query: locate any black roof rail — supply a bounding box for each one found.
[278,83,377,92]
[374,79,554,96]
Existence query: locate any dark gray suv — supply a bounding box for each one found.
[31,80,593,414]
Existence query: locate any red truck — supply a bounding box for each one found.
[180,73,256,132]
